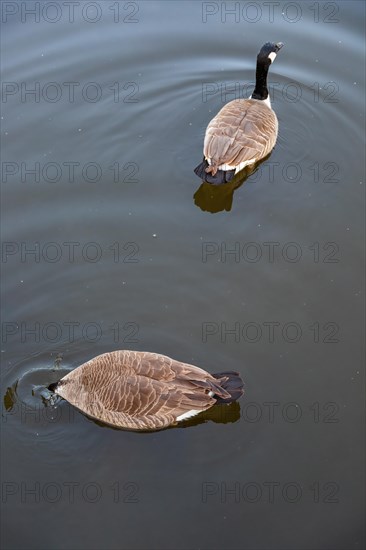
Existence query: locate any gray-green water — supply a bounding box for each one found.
[1,1,365,549]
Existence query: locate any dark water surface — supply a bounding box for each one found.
[1,1,365,549]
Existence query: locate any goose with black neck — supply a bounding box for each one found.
[194,41,284,184]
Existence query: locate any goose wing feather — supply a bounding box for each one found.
[203,99,278,168]
[56,351,223,430]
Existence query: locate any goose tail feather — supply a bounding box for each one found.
[194,158,235,185]
[212,371,244,403]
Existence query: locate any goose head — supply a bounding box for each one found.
[258,41,284,65]
[251,41,283,102]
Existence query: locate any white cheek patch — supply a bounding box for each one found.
[268,52,277,62]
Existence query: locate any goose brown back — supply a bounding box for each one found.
[203,99,278,175]
[53,351,244,431]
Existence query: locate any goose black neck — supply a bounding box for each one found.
[252,59,270,100]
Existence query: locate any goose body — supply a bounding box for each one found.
[194,42,283,184]
[51,350,244,431]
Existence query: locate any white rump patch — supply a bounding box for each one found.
[207,158,256,172]
[268,52,277,63]
[217,159,257,173]
[176,409,202,422]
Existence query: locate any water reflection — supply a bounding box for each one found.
[176,401,240,429]
[3,382,18,413]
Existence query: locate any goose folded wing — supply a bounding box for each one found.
[90,374,214,419]
[203,99,278,167]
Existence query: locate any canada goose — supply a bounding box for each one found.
[194,41,284,184]
[49,350,244,431]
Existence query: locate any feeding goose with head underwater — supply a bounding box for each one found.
[48,350,244,431]
[194,41,284,184]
